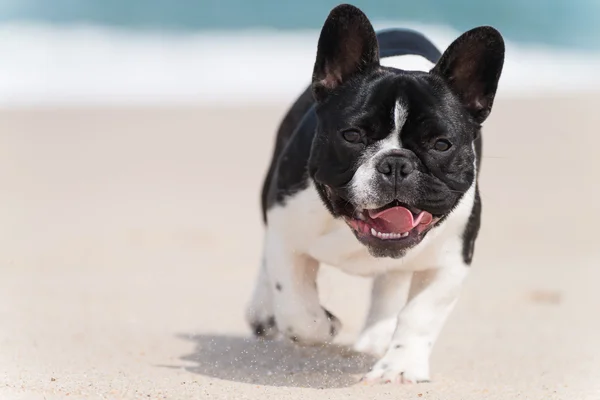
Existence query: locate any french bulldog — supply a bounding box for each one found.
[246,3,504,384]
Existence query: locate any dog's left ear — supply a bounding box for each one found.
[431,26,505,123]
[312,4,380,102]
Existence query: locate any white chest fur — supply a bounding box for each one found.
[266,181,475,277]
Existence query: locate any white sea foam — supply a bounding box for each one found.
[0,22,599,107]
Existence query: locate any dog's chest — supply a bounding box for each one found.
[306,220,407,276]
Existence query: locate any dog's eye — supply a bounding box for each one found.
[341,129,362,144]
[433,139,452,152]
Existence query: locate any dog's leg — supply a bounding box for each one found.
[362,262,469,384]
[245,255,279,339]
[264,229,341,345]
[354,271,413,357]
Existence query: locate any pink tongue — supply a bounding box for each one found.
[368,206,433,233]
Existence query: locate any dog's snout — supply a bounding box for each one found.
[376,155,414,179]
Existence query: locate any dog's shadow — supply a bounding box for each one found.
[174,333,376,388]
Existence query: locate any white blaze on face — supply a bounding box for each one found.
[349,99,408,208]
[392,101,408,140]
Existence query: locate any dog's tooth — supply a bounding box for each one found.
[369,228,411,239]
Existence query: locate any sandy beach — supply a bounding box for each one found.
[1,95,599,399]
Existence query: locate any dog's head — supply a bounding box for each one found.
[308,4,504,258]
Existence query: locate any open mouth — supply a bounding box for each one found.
[346,201,436,241]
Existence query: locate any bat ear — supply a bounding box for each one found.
[312,4,380,102]
[431,26,505,123]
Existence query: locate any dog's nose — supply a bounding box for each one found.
[376,155,414,179]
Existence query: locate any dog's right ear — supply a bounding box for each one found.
[312,4,380,102]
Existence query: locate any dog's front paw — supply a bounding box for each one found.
[360,344,430,384]
[279,307,341,346]
[246,301,279,340]
[247,315,279,339]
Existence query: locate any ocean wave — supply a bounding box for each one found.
[0,22,599,107]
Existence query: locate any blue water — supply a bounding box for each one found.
[0,0,599,50]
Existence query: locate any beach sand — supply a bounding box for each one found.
[1,95,599,399]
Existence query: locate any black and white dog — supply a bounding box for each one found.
[246,4,504,384]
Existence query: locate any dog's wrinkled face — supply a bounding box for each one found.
[311,71,478,257]
[308,5,504,258]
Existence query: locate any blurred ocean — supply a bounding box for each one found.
[0,0,599,106]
